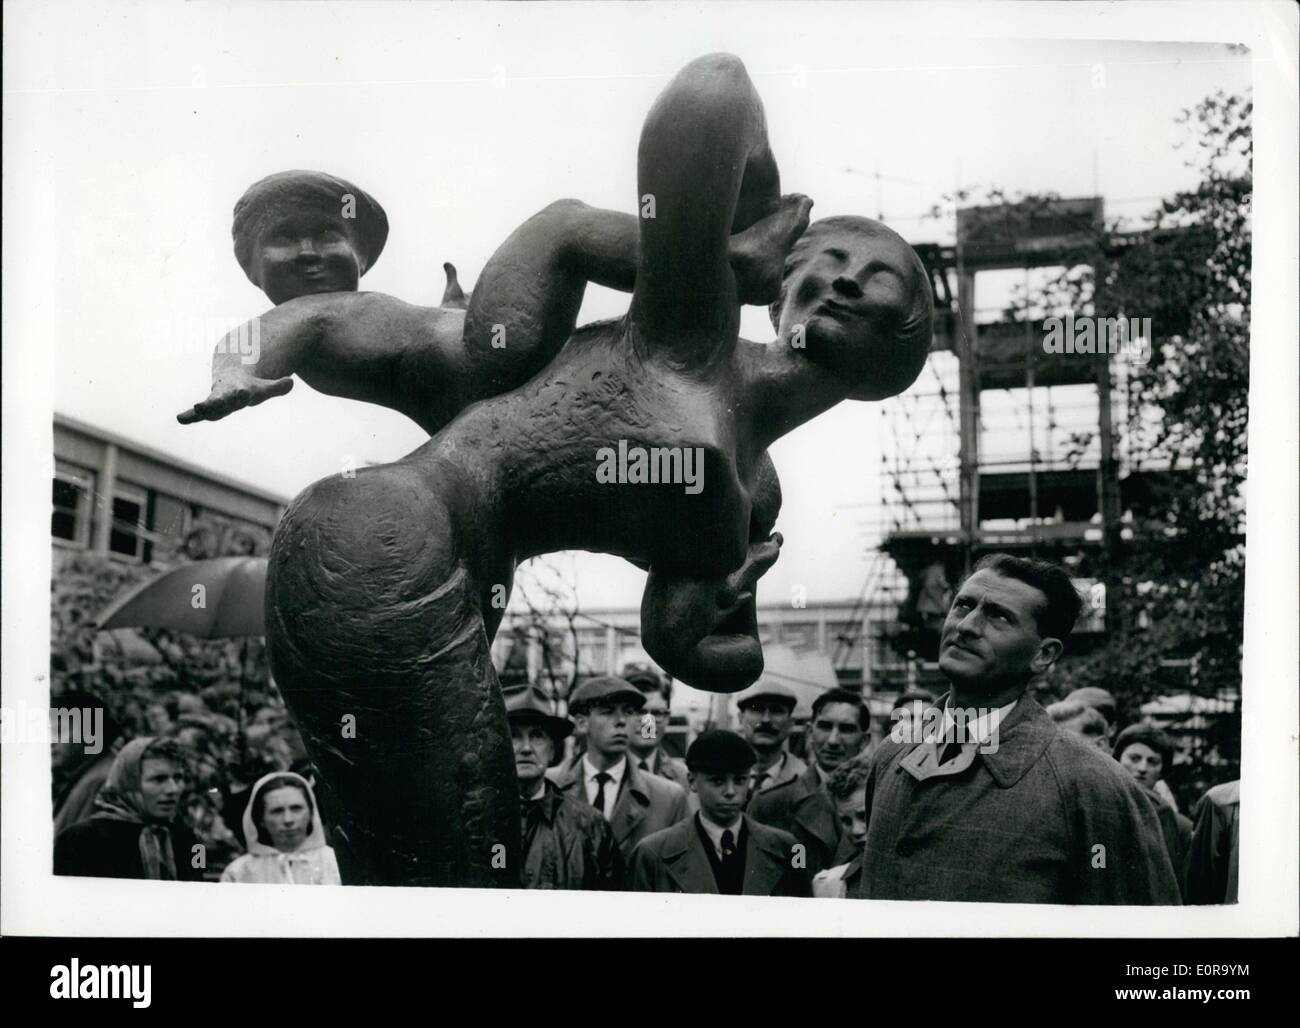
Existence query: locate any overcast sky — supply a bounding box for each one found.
[6,1,1251,610]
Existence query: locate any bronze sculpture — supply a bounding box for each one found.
[181,54,933,887]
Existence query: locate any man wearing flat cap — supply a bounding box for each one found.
[734,681,806,800]
[506,685,624,890]
[621,662,689,788]
[750,687,866,878]
[628,730,811,897]
[548,676,689,862]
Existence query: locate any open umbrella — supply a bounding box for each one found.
[96,557,267,637]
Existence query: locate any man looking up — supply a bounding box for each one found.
[856,554,1180,904]
[548,676,689,862]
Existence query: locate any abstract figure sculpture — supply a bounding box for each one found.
[182,54,933,886]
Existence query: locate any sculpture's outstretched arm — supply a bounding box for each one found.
[181,201,649,431]
[176,292,461,433]
[629,53,783,367]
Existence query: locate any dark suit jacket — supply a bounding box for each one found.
[856,692,1182,904]
[548,758,690,860]
[628,814,811,896]
[749,763,854,877]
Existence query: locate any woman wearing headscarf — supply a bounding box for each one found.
[220,771,340,885]
[54,737,203,881]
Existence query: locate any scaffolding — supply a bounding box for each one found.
[852,197,1170,693]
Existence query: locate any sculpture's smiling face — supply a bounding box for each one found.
[773,217,932,401]
[254,209,362,304]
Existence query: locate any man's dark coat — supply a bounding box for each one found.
[749,762,855,877]
[548,758,690,860]
[627,814,811,896]
[856,693,1182,904]
[521,780,625,890]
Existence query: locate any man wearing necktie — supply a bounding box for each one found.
[750,687,866,877]
[735,682,806,801]
[857,554,1181,904]
[622,663,689,788]
[628,730,811,896]
[547,676,689,862]
[507,685,623,890]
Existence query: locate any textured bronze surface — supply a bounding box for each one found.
[186,54,933,886]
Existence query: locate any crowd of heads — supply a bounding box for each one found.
[55,552,1225,894]
[52,679,316,876]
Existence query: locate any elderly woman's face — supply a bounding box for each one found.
[775,225,928,400]
[255,209,361,304]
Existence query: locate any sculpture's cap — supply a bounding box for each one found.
[503,685,573,751]
[568,676,646,716]
[686,729,756,774]
[734,681,797,712]
[232,170,389,283]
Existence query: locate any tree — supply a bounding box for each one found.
[1054,91,1251,798]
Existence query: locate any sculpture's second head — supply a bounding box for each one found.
[769,216,933,401]
[233,170,389,305]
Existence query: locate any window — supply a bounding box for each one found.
[52,462,95,546]
[108,484,147,560]
[574,627,608,677]
[781,622,819,652]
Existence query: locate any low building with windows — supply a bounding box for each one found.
[53,413,289,569]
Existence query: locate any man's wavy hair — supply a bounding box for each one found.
[967,553,1084,642]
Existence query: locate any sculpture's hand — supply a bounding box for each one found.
[640,532,783,693]
[177,354,294,424]
[729,193,813,307]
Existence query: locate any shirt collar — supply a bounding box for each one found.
[525,779,547,802]
[697,811,743,860]
[752,751,784,788]
[938,695,1018,750]
[582,754,627,790]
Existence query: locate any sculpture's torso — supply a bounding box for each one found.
[420,317,770,577]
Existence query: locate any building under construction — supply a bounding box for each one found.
[855,196,1180,697]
